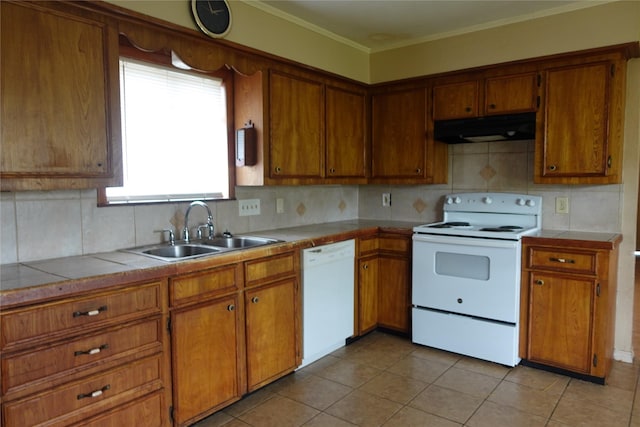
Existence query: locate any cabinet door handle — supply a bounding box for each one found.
[74,344,109,356]
[489,103,496,109]
[73,305,107,318]
[548,165,557,171]
[415,168,422,174]
[227,304,235,311]
[535,279,544,286]
[549,257,575,264]
[251,296,259,304]
[362,264,368,270]
[275,166,281,174]
[77,384,110,400]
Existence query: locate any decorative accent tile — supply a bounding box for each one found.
[413,198,427,213]
[480,164,497,181]
[296,203,306,216]
[338,200,347,212]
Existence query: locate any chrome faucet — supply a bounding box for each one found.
[183,201,214,242]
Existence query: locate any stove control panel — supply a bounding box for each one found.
[443,193,542,215]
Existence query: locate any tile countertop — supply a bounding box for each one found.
[0,220,417,308]
[0,221,622,309]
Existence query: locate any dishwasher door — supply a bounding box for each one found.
[301,239,355,368]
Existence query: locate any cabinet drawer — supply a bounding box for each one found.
[75,391,164,427]
[245,252,296,287]
[2,318,162,397]
[358,237,378,256]
[170,264,239,306]
[1,282,162,350]
[526,247,597,275]
[2,355,163,427]
[378,236,410,254]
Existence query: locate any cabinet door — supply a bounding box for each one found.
[371,89,427,179]
[269,71,323,178]
[536,62,613,181]
[358,256,378,335]
[326,86,367,178]
[0,1,121,190]
[527,273,595,374]
[432,81,478,120]
[377,255,410,333]
[245,279,297,391]
[172,296,241,426]
[484,73,538,115]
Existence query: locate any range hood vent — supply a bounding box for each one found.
[434,112,536,144]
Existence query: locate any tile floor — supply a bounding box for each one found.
[193,331,640,427]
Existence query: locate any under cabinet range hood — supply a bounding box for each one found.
[434,112,536,144]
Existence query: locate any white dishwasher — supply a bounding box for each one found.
[301,239,355,368]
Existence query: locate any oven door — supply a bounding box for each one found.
[412,233,520,323]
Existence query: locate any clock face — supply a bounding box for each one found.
[192,0,232,38]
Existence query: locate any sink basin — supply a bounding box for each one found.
[143,244,220,259]
[201,236,280,249]
[122,235,281,261]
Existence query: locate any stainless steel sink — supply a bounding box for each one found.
[200,236,280,249]
[143,244,221,259]
[122,235,281,262]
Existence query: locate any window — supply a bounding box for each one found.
[102,55,232,204]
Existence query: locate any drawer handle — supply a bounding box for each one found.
[251,296,259,304]
[535,279,544,286]
[74,344,109,357]
[77,384,110,400]
[73,305,107,318]
[549,257,575,264]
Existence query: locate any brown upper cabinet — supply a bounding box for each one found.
[0,1,122,191]
[371,87,448,184]
[535,58,626,184]
[432,72,539,120]
[269,71,325,180]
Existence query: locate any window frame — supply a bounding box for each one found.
[97,38,236,206]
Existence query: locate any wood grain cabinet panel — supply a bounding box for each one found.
[520,237,620,382]
[245,279,298,391]
[3,355,163,427]
[1,282,162,351]
[535,59,626,184]
[432,81,479,120]
[269,71,324,179]
[171,295,242,426]
[358,256,379,335]
[325,86,367,178]
[0,1,122,190]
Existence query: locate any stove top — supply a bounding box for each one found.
[414,193,542,240]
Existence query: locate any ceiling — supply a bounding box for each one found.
[255,1,608,52]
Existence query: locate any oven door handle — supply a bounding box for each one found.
[412,233,518,249]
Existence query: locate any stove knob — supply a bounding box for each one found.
[483,196,492,204]
[445,197,454,205]
[454,197,462,204]
[516,198,526,206]
[525,199,536,207]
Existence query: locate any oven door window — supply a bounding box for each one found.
[435,252,489,280]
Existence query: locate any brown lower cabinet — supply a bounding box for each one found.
[0,280,170,427]
[520,235,621,382]
[170,250,300,426]
[356,231,412,336]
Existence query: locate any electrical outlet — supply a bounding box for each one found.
[276,198,284,214]
[239,199,261,216]
[555,196,569,214]
[382,193,391,207]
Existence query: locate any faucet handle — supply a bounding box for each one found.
[197,223,215,239]
[155,228,176,245]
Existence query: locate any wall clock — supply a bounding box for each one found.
[191,0,232,38]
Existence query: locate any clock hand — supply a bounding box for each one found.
[207,1,214,14]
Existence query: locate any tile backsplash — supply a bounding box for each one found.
[0,141,622,264]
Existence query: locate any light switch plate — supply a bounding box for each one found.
[239,199,261,216]
[555,196,569,214]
